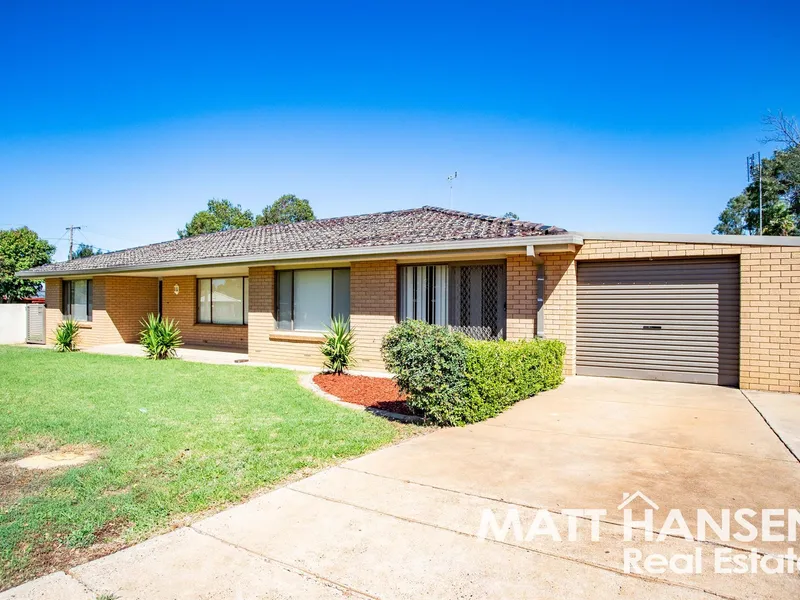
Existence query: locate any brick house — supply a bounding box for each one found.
[17,206,800,393]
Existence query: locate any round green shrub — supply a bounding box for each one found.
[382,320,565,426]
[381,320,469,425]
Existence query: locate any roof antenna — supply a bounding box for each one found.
[447,171,458,208]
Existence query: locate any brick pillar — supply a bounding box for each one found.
[248,266,274,361]
[506,255,537,340]
[542,252,577,375]
[350,260,397,371]
[44,278,63,345]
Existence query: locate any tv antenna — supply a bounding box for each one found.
[746,152,763,235]
[447,171,458,208]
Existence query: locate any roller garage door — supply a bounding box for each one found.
[576,258,740,386]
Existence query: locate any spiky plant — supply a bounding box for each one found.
[139,313,183,360]
[54,319,80,352]
[320,316,355,374]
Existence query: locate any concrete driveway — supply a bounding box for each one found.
[5,377,800,599]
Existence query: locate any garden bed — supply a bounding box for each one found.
[313,373,412,415]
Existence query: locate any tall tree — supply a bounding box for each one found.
[256,194,315,226]
[178,199,255,238]
[70,243,99,259]
[714,112,800,236]
[0,227,55,302]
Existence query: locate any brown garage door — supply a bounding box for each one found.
[576,258,739,386]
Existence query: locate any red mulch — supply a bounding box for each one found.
[313,373,412,416]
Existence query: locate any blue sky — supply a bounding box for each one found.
[1,1,798,260]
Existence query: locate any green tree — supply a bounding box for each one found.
[178,199,255,238]
[256,194,315,226]
[714,112,800,236]
[0,227,55,302]
[503,211,519,219]
[70,243,99,259]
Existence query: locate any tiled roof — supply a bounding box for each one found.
[22,206,567,275]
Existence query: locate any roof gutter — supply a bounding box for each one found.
[578,231,800,247]
[17,233,585,278]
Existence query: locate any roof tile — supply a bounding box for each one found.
[24,206,566,275]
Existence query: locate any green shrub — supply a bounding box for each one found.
[382,321,565,426]
[381,320,469,424]
[321,316,356,374]
[461,338,565,423]
[139,314,183,360]
[54,319,80,352]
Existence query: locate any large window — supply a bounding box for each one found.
[276,268,350,331]
[399,263,506,339]
[62,279,92,322]
[197,277,249,325]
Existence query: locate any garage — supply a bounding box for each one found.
[576,257,740,385]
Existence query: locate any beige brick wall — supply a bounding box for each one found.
[44,278,62,346]
[506,255,537,340]
[351,260,398,370]
[161,275,248,350]
[541,252,578,375]
[247,266,327,367]
[540,240,800,393]
[246,261,398,370]
[43,276,157,347]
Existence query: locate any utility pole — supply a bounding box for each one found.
[746,152,763,235]
[66,225,81,260]
[447,171,458,208]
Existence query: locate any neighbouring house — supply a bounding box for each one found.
[17,206,800,393]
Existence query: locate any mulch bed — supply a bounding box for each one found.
[313,373,412,416]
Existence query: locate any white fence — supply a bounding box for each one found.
[0,304,28,344]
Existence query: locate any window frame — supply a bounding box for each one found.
[397,260,507,338]
[62,279,93,322]
[195,276,248,326]
[274,267,350,332]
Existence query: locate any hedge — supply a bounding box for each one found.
[381,320,565,426]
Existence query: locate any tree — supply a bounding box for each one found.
[503,211,519,219]
[714,112,800,236]
[0,227,55,302]
[178,199,255,238]
[256,194,315,226]
[713,194,754,235]
[70,243,99,260]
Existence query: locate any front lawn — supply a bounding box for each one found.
[0,346,415,589]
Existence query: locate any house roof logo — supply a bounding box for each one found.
[617,491,659,511]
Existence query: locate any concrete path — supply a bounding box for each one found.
[743,389,800,461]
[81,342,392,376]
[3,377,800,599]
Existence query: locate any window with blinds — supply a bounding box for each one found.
[398,263,506,339]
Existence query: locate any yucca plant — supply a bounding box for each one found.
[320,316,355,374]
[54,319,80,352]
[139,313,183,360]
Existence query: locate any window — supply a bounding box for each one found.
[62,279,92,322]
[196,277,248,325]
[275,268,350,331]
[399,263,506,339]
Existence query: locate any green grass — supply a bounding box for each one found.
[0,346,415,588]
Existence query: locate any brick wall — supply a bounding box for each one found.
[246,266,327,367]
[246,261,398,370]
[506,255,537,340]
[541,253,578,375]
[43,276,157,346]
[351,260,398,370]
[161,275,248,350]
[541,240,800,393]
[44,278,62,346]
